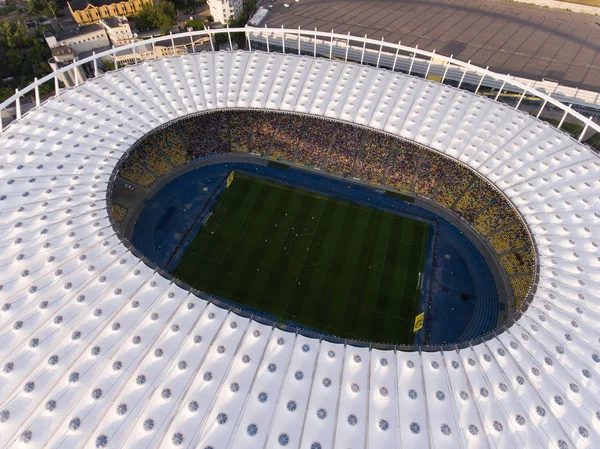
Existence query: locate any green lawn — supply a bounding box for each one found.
[174,173,430,344]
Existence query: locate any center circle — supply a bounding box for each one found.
[288,233,328,267]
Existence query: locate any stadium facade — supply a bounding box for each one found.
[0,28,599,448]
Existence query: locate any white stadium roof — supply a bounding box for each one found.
[0,45,600,449]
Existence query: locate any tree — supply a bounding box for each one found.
[224,12,247,45]
[28,0,59,18]
[0,21,51,101]
[134,1,176,34]
[155,1,176,32]
[185,18,204,31]
[0,20,29,49]
[173,0,205,12]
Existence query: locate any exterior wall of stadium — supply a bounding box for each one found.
[1,41,600,449]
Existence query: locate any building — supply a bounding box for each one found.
[44,25,112,85]
[247,6,268,27]
[114,35,211,65]
[207,0,243,24]
[44,24,111,55]
[67,0,152,25]
[47,46,87,87]
[99,16,134,46]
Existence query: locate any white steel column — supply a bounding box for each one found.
[494,77,508,101]
[441,54,453,83]
[227,25,233,50]
[34,78,40,107]
[376,37,384,68]
[457,60,470,88]
[313,28,317,57]
[557,104,572,130]
[360,34,367,65]
[112,45,118,70]
[474,66,489,94]
[516,89,526,109]
[297,27,301,55]
[281,25,285,54]
[424,49,435,79]
[54,69,60,96]
[391,41,401,72]
[209,28,215,52]
[93,52,99,77]
[536,98,548,118]
[265,26,270,52]
[579,116,593,141]
[329,30,334,59]
[344,32,350,62]
[152,37,159,58]
[408,45,418,75]
[15,89,21,120]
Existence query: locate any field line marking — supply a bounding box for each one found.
[373,232,425,325]
[281,200,328,315]
[197,196,256,264]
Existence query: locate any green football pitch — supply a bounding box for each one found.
[173,173,430,344]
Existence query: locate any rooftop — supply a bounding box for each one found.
[50,45,76,57]
[102,16,128,28]
[260,0,600,91]
[46,24,105,41]
[247,7,269,27]
[68,0,122,11]
[0,49,597,448]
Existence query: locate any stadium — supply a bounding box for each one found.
[0,27,598,448]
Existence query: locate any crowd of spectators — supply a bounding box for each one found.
[413,151,447,198]
[473,197,515,236]
[296,117,337,169]
[117,110,536,303]
[228,111,253,153]
[119,160,156,187]
[138,143,173,177]
[185,112,230,158]
[435,162,473,208]
[271,114,303,161]
[155,133,188,166]
[487,222,530,254]
[500,250,536,275]
[354,132,392,184]
[385,142,422,191]
[249,113,280,154]
[511,275,535,301]
[452,179,496,222]
[325,124,362,175]
[112,204,127,224]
